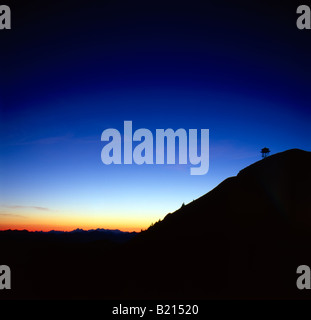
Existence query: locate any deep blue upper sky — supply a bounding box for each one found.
[0,0,310,230]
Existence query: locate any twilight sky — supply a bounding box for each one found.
[0,0,310,231]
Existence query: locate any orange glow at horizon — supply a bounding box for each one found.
[0,206,163,233]
[0,214,153,233]
[0,222,145,233]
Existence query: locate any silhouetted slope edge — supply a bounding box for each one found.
[122,149,311,299]
[135,148,311,240]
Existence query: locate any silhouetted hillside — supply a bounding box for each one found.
[122,149,311,299]
[137,149,311,237]
[1,149,311,299]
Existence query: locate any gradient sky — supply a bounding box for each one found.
[1,0,310,231]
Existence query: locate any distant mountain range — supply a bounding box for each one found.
[0,228,137,244]
[1,148,311,299]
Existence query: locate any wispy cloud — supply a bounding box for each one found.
[1,205,50,211]
[15,134,74,146]
[6,134,99,146]
[0,213,27,219]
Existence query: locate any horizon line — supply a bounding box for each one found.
[0,227,140,233]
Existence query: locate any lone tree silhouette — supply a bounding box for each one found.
[261,147,270,159]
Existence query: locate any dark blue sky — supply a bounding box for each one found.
[0,0,310,230]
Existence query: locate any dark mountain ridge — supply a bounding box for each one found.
[1,149,311,299]
[121,149,311,299]
[136,149,310,239]
[0,228,137,244]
